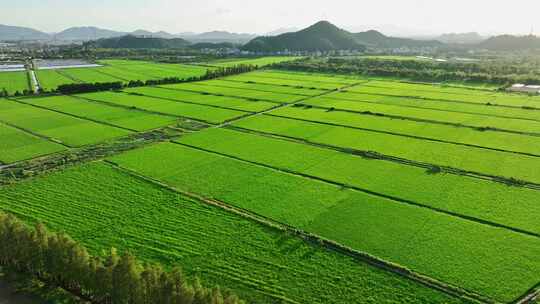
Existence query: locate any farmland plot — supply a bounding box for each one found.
[205,56,300,67]
[244,106,540,156]
[301,97,540,135]
[0,71,29,94]
[350,82,540,108]
[193,79,328,96]
[58,68,124,83]
[252,70,364,84]
[109,142,540,303]
[161,82,306,103]
[225,74,351,90]
[35,69,77,91]
[18,95,178,131]
[256,108,540,184]
[124,86,279,112]
[79,91,247,124]
[325,91,540,122]
[0,98,130,146]
[177,127,540,235]
[0,162,467,304]
[0,122,66,163]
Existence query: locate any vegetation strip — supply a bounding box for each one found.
[297,101,540,137]
[108,161,487,304]
[175,137,540,239]
[325,92,540,123]
[258,113,540,188]
[109,142,540,302]
[0,162,468,304]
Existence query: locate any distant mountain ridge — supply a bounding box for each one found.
[478,34,540,51]
[243,21,365,52]
[354,30,442,48]
[0,24,50,40]
[179,31,257,43]
[88,35,191,49]
[243,21,441,52]
[436,32,485,44]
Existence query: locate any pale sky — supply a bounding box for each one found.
[2,0,539,36]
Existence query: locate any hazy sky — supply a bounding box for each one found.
[2,0,540,36]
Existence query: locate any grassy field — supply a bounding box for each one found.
[302,97,540,135]
[178,127,540,235]
[349,81,540,108]
[0,71,29,94]
[109,142,540,303]
[0,162,468,304]
[0,98,130,146]
[36,60,209,91]
[124,86,279,112]
[257,108,540,184]
[252,105,540,156]
[193,79,329,96]
[35,70,77,91]
[79,91,247,124]
[0,122,66,164]
[205,56,300,67]
[161,82,307,103]
[224,71,362,90]
[18,95,178,131]
[325,91,540,121]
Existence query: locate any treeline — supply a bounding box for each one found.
[0,212,245,304]
[273,57,540,85]
[55,65,258,95]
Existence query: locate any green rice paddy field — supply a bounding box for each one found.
[1,69,539,303]
[205,56,300,67]
[35,59,209,91]
[0,162,467,304]
[0,71,29,94]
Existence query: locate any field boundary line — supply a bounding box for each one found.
[324,92,540,123]
[188,81,318,97]
[265,111,540,159]
[71,94,225,126]
[156,84,299,104]
[8,97,140,133]
[352,84,540,111]
[104,160,492,304]
[0,117,70,148]
[172,139,540,239]
[293,103,540,138]
[514,284,540,304]
[92,68,130,82]
[122,90,261,113]
[224,72,357,86]
[228,122,540,191]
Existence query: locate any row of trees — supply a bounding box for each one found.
[55,64,258,95]
[273,57,540,85]
[0,212,245,304]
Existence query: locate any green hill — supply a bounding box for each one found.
[478,34,540,51]
[88,35,191,49]
[242,21,365,52]
[354,30,442,48]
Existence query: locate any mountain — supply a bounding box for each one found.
[89,35,191,49]
[54,26,126,41]
[242,21,364,52]
[354,30,443,48]
[478,34,540,51]
[181,31,256,43]
[265,27,299,36]
[189,42,236,49]
[131,30,178,39]
[436,32,485,44]
[0,24,51,41]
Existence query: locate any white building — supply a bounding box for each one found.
[508,84,540,94]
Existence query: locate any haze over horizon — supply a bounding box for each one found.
[2,0,540,36]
